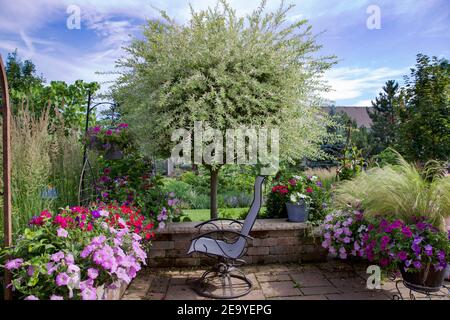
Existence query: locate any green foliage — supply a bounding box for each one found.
[336,145,366,181]
[397,54,450,162]
[6,50,100,130]
[368,80,401,154]
[334,152,450,231]
[373,147,399,167]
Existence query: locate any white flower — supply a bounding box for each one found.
[99,210,109,217]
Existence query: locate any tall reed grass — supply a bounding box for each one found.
[0,108,83,237]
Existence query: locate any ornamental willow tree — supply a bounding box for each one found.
[114,0,336,218]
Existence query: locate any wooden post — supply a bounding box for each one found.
[0,55,13,300]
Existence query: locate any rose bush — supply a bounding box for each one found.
[1,205,152,300]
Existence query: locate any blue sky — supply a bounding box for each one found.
[0,0,449,106]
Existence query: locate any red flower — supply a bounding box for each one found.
[306,187,313,193]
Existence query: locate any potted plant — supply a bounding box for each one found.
[86,123,131,160]
[267,173,329,224]
[334,151,450,290]
[286,191,310,222]
[362,217,449,292]
[0,205,153,300]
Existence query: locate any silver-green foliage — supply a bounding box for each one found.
[114,0,337,163]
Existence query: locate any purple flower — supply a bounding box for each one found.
[411,243,421,254]
[402,226,412,238]
[87,268,99,279]
[91,210,101,219]
[424,244,433,256]
[343,237,351,244]
[65,253,74,265]
[116,267,131,284]
[27,265,35,276]
[55,272,70,286]
[51,251,65,262]
[397,251,408,261]
[413,261,422,269]
[81,286,97,300]
[50,295,64,300]
[47,262,58,275]
[24,295,39,300]
[5,258,23,270]
[57,228,68,238]
[380,258,389,267]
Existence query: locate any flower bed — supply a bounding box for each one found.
[1,204,153,300]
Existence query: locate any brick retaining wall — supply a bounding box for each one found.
[147,219,327,267]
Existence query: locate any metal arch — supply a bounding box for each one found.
[0,55,13,300]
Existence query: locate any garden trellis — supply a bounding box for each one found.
[0,55,13,300]
[78,93,119,206]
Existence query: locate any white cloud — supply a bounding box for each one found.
[323,66,408,103]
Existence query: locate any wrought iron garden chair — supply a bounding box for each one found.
[187,175,266,299]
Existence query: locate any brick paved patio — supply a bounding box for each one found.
[122,260,450,300]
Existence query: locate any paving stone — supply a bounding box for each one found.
[246,273,261,290]
[328,277,369,292]
[164,285,207,300]
[260,281,302,298]
[236,290,266,300]
[146,292,165,300]
[300,286,340,295]
[290,272,332,287]
[256,273,291,282]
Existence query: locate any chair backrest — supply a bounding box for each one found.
[240,175,266,236]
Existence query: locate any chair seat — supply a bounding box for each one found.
[187,237,244,259]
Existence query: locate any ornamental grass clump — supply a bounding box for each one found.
[334,152,450,231]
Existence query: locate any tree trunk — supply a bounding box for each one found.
[209,167,220,219]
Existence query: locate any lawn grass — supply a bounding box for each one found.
[183,207,267,221]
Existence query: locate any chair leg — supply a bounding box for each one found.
[190,257,253,299]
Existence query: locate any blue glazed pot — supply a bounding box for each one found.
[285,201,308,222]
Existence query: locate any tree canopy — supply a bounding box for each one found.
[114,0,337,217]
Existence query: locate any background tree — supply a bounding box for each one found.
[114,0,336,218]
[368,80,401,154]
[398,54,450,162]
[5,50,100,130]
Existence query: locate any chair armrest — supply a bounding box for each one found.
[194,218,244,229]
[192,229,253,242]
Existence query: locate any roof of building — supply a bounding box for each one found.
[322,106,373,128]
